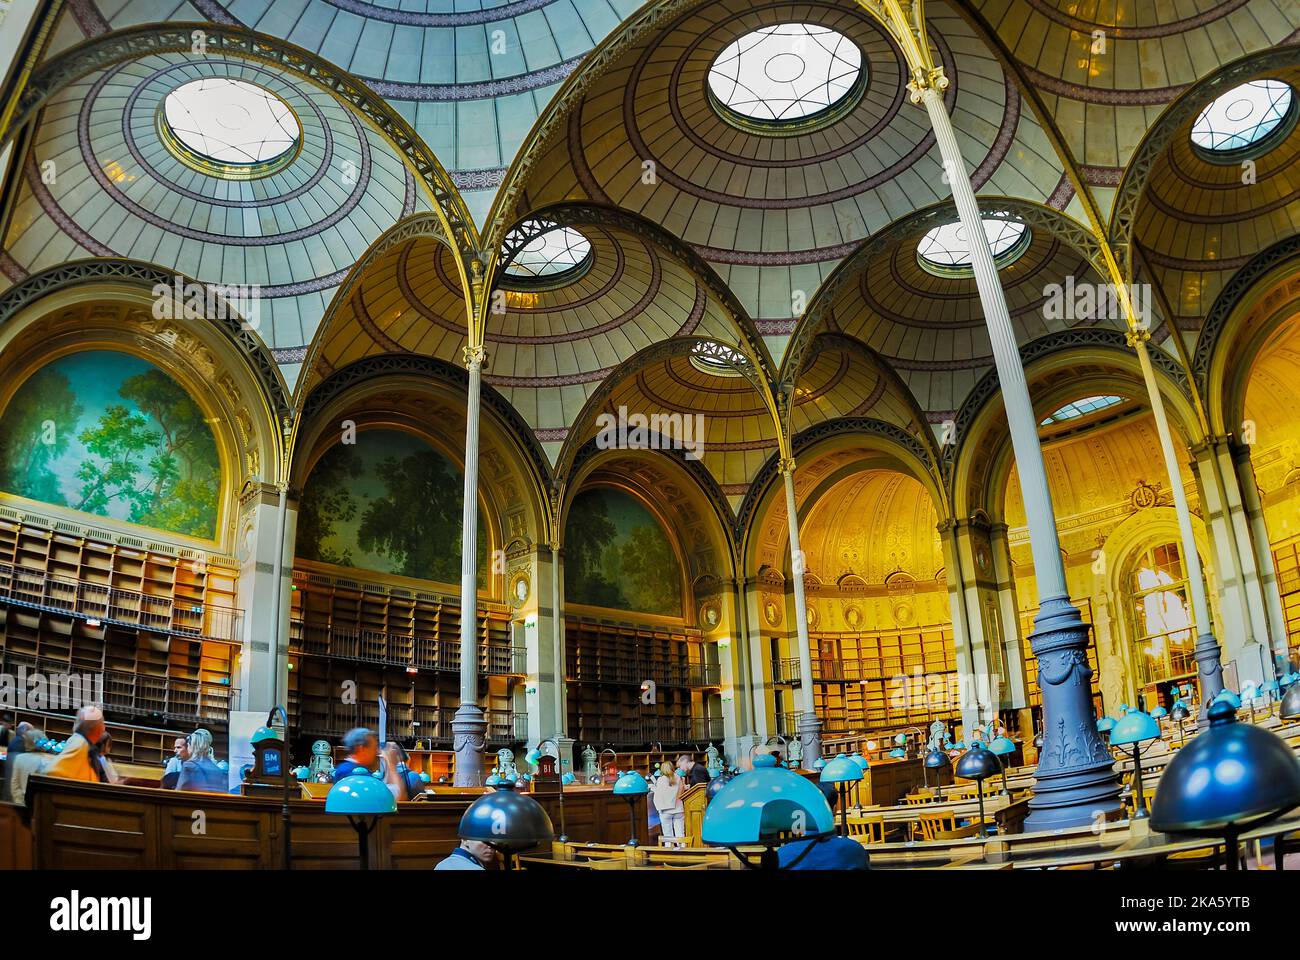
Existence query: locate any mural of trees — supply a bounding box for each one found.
[564,487,682,617]
[0,351,220,539]
[295,428,486,584]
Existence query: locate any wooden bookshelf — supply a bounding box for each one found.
[563,616,718,748]
[1273,537,1300,657]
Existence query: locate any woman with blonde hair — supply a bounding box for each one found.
[177,728,226,793]
[652,760,685,841]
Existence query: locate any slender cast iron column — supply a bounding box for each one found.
[1128,328,1224,713]
[914,80,1121,828]
[452,344,488,785]
[780,459,821,767]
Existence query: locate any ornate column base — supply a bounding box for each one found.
[1194,630,1226,727]
[452,704,487,787]
[552,735,576,780]
[797,712,822,769]
[1024,597,1123,831]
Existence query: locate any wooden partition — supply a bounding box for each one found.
[23,776,648,869]
[0,803,33,869]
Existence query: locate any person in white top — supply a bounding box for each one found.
[652,761,685,840]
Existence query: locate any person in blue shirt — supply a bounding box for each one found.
[777,835,870,870]
[333,728,380,780]
[176,728,227,793]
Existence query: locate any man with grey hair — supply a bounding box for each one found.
[9,727,55,807]
[1,720,33,802]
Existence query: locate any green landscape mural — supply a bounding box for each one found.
[0,350,221,539]
[296,428,485,584]
[564,487,682,616]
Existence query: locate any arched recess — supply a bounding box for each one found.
[560,445,738,749]
[953,333,1202,523]
[4,22,482,292]
[741,418,953,742]
[0,262,287,554]
[293,354,551,577]
[1092,508,1219,710]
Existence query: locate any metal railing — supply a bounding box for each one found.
[571,716,725,747]
[0,650,238,727]
[294,700,525,744]
[566,655,721,688]
[290,621,526,675]
[0,561,242,643]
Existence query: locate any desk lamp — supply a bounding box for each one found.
[325,773,397,870]
[1096,715,1116,747]
[1170,699,1190,745]
[701,754,836,869]
[924,746,950,800]
[1109,709,1161,819]
[1281,678,1300,721]
[1152,699,1300,870]
[954,742,1000,838]
[527,738,568,841]
[612,769,649,846]
[459,781,554,870]
[1214,689,1241,709]
[988,735,1016,796]
[819,753,863,836]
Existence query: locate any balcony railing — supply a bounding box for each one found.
[566,655,721,688]
[293,699,525,744]
[0,650,238,727]
[571,716,726,747]
[290,621,526,675]
[0,561,242,643]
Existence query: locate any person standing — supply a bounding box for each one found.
[653,761,685,842]
[675,753,710,786]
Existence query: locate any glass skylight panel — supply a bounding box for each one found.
[916,217,1029,274]
[1040,395,1124,426]
[502,223,593,279]
[163,78,299,168]
[1190,79,1294,155]
[708,24,863,124]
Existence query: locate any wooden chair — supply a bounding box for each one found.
[845,815,887,843]
[934,822,983,841]
[917,810,960,841]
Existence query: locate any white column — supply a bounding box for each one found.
[780,459,821,765]
[452,345,487,785]
[917,82,1120,828]
[1130,331,1223,709]
[234,483,297,714]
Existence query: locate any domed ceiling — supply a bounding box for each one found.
[44,0,639,224]
[1,47,429,389]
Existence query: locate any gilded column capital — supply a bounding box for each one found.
[778,457,798,476]
[463,344,489,368]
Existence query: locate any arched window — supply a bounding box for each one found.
[1126,542,1197,688]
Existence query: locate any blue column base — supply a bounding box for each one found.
[1024,596,1123,831]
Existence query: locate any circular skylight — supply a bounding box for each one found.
[707,24,864,132]
[1190,79,1295,159]
[162,78,300,174]
[916,217,1031,277]
[501,222,593,284]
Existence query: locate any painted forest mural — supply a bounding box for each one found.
[564,487,682,617]
[0,351,221,539]
[295,428,485,584]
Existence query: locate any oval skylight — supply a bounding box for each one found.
[1040,395,1125,426]
[1190,79,1295,159]
[916,217,1030,277]
[690,340,748,377]
[707,24,864,131]
[501,222,593,283]
[162,78,300,173]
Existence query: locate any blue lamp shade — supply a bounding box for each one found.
[1150,705,1168,719]
[1265,680,1281,694]
[418,772,431,783]
[954,743,1000,781]
[700,754,835,846]
[459,785,554,852]
[819,754,864,784]
[988,735,1016,756]
[950,740,966,751]
[561,772,576,785]
[893,733,907,746]
[1281,681,1300,720]
[525,748,542,765]
[888,747,907,759]
[812,757,827,771]
[1109,710,1162,746]
[1152,699,1300,833]
[850,751,870,770]
[1096,716,1117,733]
[1214,689,1242,709]
[249,726,279,745]
[924,747,950,770]
[291,765,310,781]
[325,774,397,816]
[1170,700,1191,722]
[613,770,650,796]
